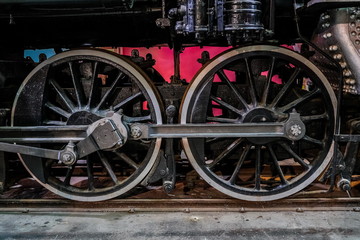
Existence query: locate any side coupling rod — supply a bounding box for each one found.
[0,112,305,164]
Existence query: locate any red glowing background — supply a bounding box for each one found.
[121,46,230,82]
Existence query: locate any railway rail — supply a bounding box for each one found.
[1,197,360,213]
[1,173,360,212]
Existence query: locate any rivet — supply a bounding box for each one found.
[329,45,338,51]
[357,27,360,31]
[343,70,352,77]
[326,33,332,38]
[296,208,304,213]
[356,40,360,45]
[351,31,357,36]
[350,14,356,19]
[350,79,356,85]
[333,54,342,60]
[351,22,356,27]
[340,62,347,68]
[322,23,330,28]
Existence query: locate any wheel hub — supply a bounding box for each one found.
[243,108,278,145]
[85,111,129,151]
[67,111,102,125]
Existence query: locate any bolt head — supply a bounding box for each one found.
[62,153,72,161]
[131,126,142,139]
[61,153,75,164]
[290,124,302,136]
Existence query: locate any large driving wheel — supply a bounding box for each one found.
[181,45,336,201]
[12,49,163,201]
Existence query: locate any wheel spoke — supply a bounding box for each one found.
[44,102,71,118]
[68,62,85,108]
[43,120,67,126]
[301,113,328,122]
[268,145,288,185]
[206,116,239,123]
[217,70,249,110]
[98,152,119,184]
[49,79,76,112]
[208,138,243,169]
[302,135,323,146]
[279,88,321,113]
[86,61,99,109]
[229,144,251,185]
[86,157,95,191]
[94,71,124,111]
[261,57,275,105]
[245,58,258,106]
[114,91,143,112]
[270,68,300,108]
[279,142,310,170]
[114,152,139,169]
[255,146,261,190]
[210,95,243,116]
[124,114,152,123]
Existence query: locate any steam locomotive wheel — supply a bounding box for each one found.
[11,49,162,201]
[181,45,336,201]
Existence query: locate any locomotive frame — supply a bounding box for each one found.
[0,0,359,202]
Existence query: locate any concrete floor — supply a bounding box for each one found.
[0,211,359,240]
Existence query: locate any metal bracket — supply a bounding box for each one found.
[147,152,169,184]
[146,105,177,193]
[335,119,360,193]
[162,105,177,193]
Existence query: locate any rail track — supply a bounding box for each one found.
[1,195,360,213]
[1,198,360,213]
[1,169,360,212]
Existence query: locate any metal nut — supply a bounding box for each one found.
[61,153,75,165]
[131,126,142,139]
[290,124,302,137]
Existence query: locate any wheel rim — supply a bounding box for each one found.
[12,49,162,201]
[181,45,336,201]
